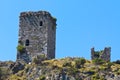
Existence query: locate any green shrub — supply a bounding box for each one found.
[63,61,71,67]
[99,66,107,71]
[67,67,79,75]
[113,60,120,64]
[74,58,86,68]
[39,75,45,80]
[0,67,9,80]
[107,62,113,69]
[94,50,103,58]
[92,58,105,65]
[86,70,95,75]
[51,65,58,69]
[17,45,25,53]
[33,57,39,64]
[53,17,57,21]
[91,73,100,80]
[116,69,120,75]
[37,54,46,61]
[94,51,100,58]
[33,54,46,64]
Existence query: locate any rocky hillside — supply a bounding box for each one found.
[0,57,120,80]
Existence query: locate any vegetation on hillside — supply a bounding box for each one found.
[0,57,120,80]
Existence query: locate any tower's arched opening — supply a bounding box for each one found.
[25,39,29,46]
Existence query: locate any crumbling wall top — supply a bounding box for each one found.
[91,47,111,62]
[19,11,57,24]
[20,11,51,17]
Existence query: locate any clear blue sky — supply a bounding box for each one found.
[0,0,120,61]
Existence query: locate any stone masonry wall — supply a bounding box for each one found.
[17,11,56,62]
[91,47,111,62]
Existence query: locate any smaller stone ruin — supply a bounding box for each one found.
[91,47,111,62]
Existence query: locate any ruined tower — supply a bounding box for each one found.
[17,11,56,62]
[91,47,111,62]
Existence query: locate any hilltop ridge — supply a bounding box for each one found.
[0,57,120,80]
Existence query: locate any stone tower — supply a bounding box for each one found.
[17,11,57,62]
[91,47,111,62]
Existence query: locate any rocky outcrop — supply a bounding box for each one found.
[11,61,25,74]
[1,57,120,80]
